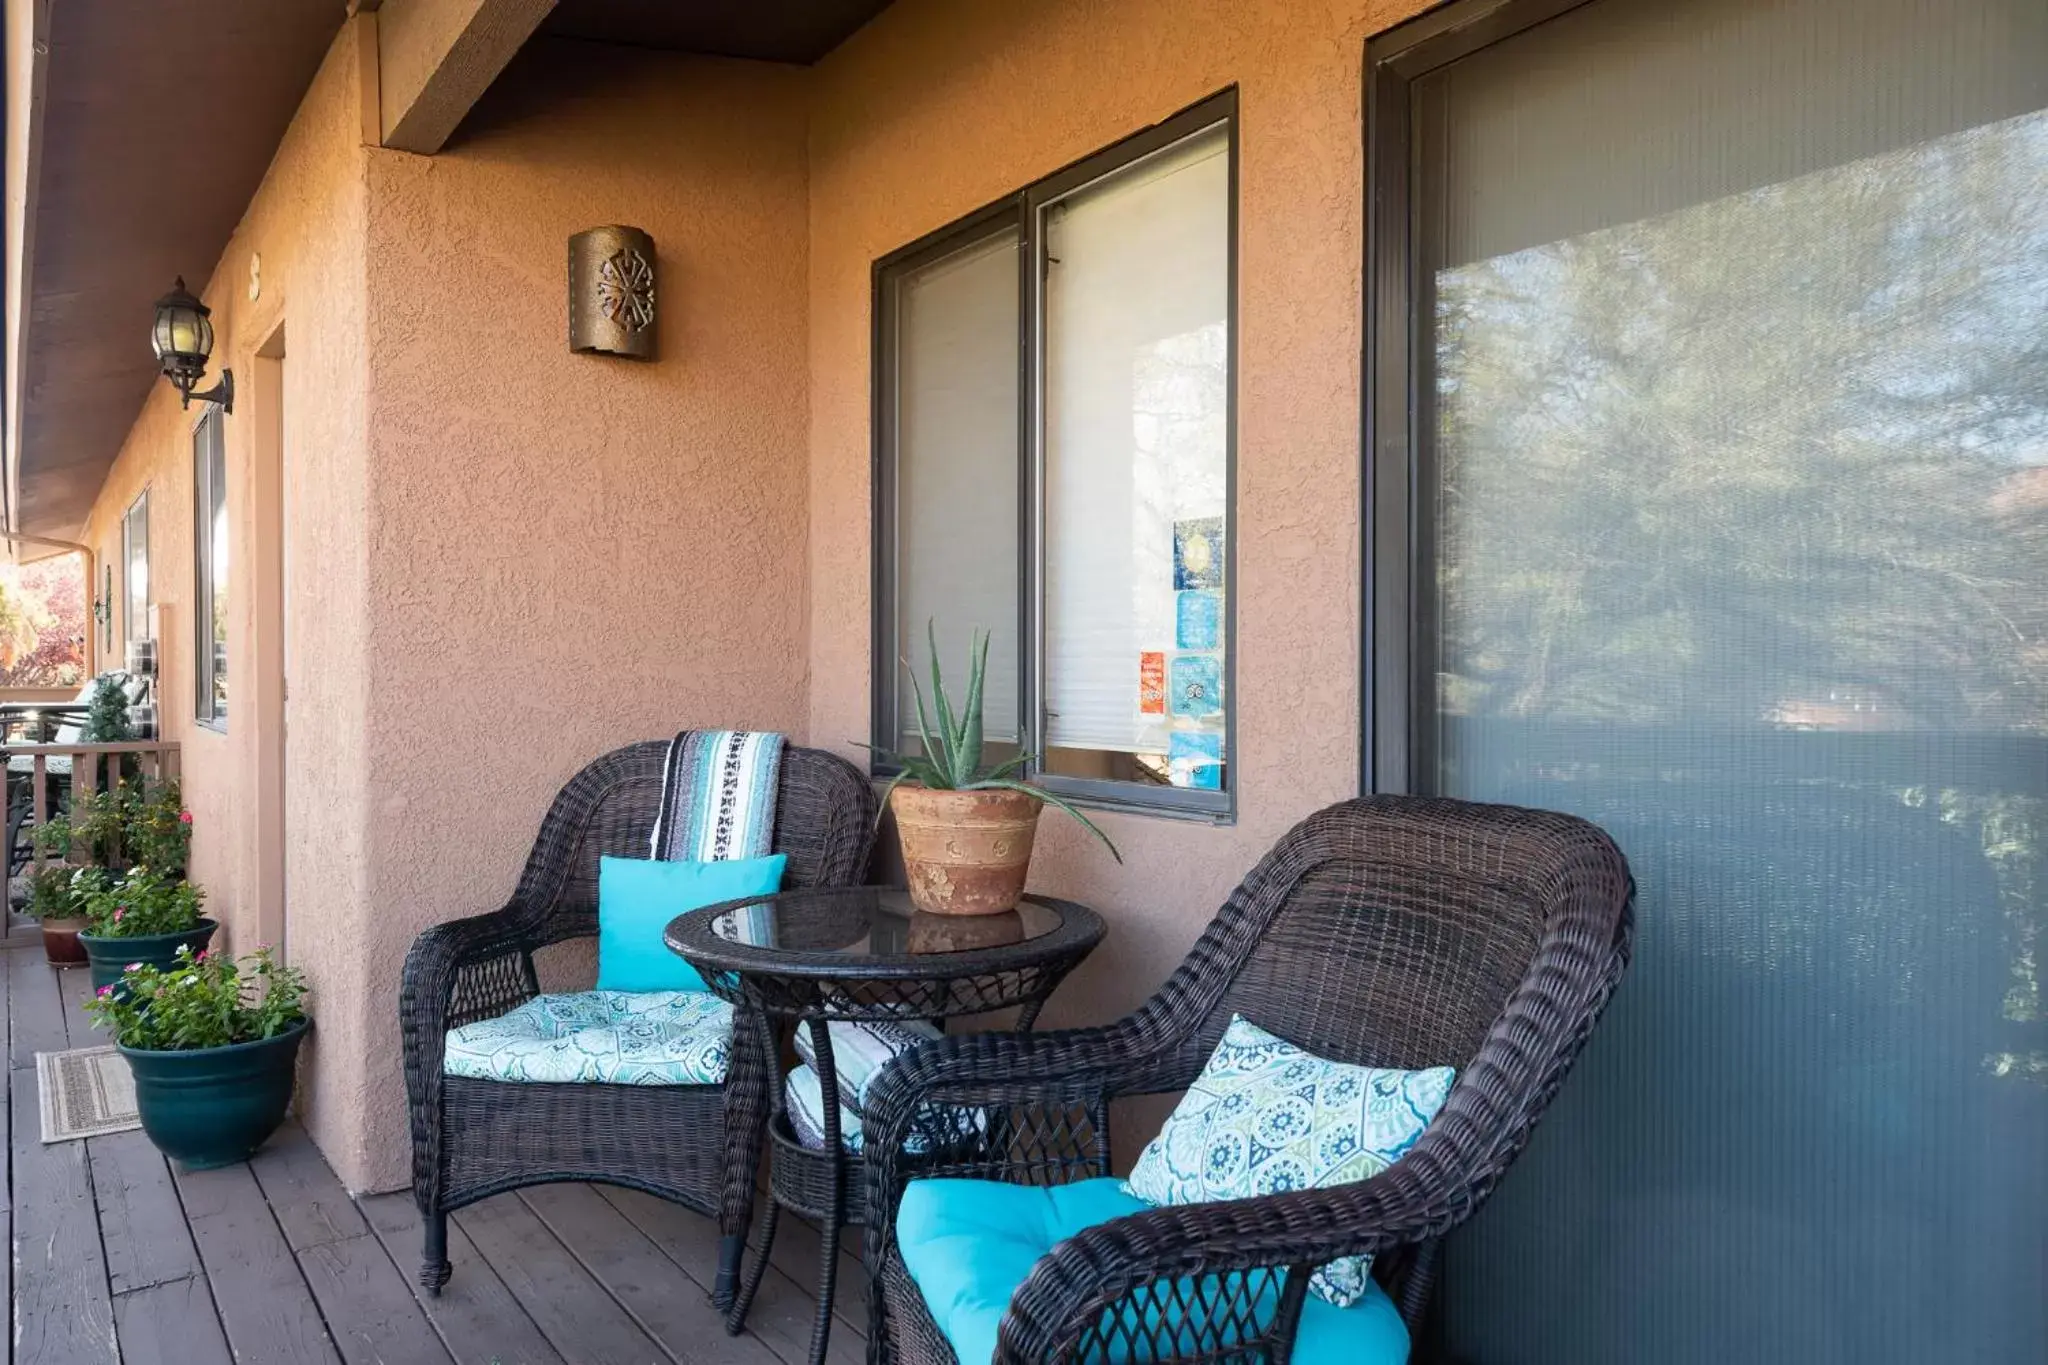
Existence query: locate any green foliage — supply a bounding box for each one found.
[23,864,79,921]
[81,673,135,743]
[32,779,189,875]
[863,622,1121,862]
[86,944,307,1052]
[122,780,192,876]
[80,865,204,938]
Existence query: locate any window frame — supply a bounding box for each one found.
[122,488,150,650]
[192,407,227,731]
[871,88,1240,820]
[1362,0,1596,796]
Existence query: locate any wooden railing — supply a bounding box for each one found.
[6,741,183,873]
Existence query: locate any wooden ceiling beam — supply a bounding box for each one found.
[375,0,555,154]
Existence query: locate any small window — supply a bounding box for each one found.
[874,92,1237,816]
[122,490,150,648]
[193,410,227,728]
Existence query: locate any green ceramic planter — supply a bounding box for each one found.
[77,917,218,991]
[118,1018,309,1169]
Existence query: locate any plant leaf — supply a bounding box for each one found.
[902,655,953,788]
[957,628,988,785]
[925,619,961,784]
[966,779,1123,864]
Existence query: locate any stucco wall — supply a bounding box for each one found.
[344,40,812,1189]
[75,23,374,1164]
[805,0,1434,1101]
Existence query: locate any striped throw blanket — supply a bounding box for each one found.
[650,730,787,862]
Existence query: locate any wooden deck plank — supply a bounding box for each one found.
[11,986,120,1364]
[455,1193,671,1365]
[250,1121,370,1251]
[55,965,95,1045]
[298,1233,456,1365]
[597,1186,865,1365]
[175,1160,342,1364]
[111,1274,234,1365]
[91,1127,201,1294]
[520,1184,784,1365]
[359,1191,569,1365]
[9,946,70,1068]
[767,1208,872,1340]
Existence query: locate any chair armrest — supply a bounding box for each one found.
[400,902,544,1202]
[862,1022,1185,1241]
[993,1143,1460,1365]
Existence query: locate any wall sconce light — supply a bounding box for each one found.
[569,226,656,359]
[151,277,234,412]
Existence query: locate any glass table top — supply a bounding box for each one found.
[704,887,1066,959]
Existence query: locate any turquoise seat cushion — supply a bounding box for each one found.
[897,1177,1410,1365]
[442,990,733,1085]
[1123,1014,1454,1308]
[596,853,786,992]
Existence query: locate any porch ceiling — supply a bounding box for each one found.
[7,0,342,542]
[538,0,894,63]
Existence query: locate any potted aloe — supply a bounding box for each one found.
[86,945,308,1169]
[868,624,1120,915]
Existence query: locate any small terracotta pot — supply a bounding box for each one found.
[892,785,1042,916]
[40,916,88,966]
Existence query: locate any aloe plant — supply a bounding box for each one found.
[864,623,1121,863]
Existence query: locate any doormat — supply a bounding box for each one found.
[36,1045,140,1143]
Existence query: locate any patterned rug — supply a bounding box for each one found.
[36,1045,140,1142]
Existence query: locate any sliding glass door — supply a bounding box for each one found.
[1369,0,2048,1359]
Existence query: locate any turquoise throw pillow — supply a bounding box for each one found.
[596,854,786,993]
[1124,1014,1454,1309]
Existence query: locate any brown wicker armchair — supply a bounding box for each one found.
[400,741,875,1303]
[862,795,1633,1365]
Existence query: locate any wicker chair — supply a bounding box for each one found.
[400,740,876,1303]
[862,794,1633,1365]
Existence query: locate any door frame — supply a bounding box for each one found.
[1361,0,1597,796]
[251,322,287,957]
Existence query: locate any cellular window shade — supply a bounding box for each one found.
[895,230,1021,746]
[1043,128,1229,753]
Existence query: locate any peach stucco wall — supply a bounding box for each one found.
[345,41,812,1187]
[77,25,375,1166]
[805,0,1434,1065]
[71,0,1439,1189]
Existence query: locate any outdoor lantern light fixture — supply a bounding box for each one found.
[151,277,233,412]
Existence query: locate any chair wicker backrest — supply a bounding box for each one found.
[508,740,876,951]
[1136,795,1633,1088]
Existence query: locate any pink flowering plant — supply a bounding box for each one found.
[80,865,205,938]
[85,944,307,1051]
[121,780,194,876]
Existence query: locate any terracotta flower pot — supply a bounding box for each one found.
[892,785,1042,916]
[40,916,88,965]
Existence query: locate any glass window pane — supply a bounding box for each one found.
[123,492,149,644]
[1414,1,2048,1360]
[1041,124,1230,793]
[894,228,1021,751]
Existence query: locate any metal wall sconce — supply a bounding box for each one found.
[569,226,656,359]
[151,277,234,412]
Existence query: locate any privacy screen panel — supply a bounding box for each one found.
[1407,0,2048,1360]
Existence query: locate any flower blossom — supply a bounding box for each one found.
[112,907,126,923]
[178,811,194,824]
[96,985,113,998]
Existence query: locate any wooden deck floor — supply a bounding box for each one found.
[4,946,869,1365]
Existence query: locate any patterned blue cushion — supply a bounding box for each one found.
[1123,1015,1454,1308]
[784,1060,985,1154]
[792,1018,941,1111]
[442,990,733,1086]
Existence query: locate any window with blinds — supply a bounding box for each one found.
[873,93,1236,815]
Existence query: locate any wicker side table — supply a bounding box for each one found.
[668,887,1105,1365]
